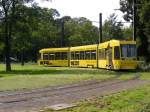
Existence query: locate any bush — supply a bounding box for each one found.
[137,61,150,72]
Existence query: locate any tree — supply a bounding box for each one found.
[0,3,100,65]
[120,0,150,62]
[12,6,60,62]
[0,0,51,71]
[0,0,34,71]
[138,0,150,62]
[102,13,123,41]
[122,26,132,40]
[0,22,4,61]
[64,17,99,46]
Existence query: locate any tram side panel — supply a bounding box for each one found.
[70,45,97,68]
[38,40,138,70]
[98,40,122,70]
[39,48,69,67]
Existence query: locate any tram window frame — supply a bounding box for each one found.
[114,46,120,59]
[71,52,75,60]
[49,53,55,60]
[75,51,80,60]
[128,45,136,57]
[38,53,42,60]
[55,52,60,60]
[61,52,67,60]
[103,49,106,59]
[121,45,128,58]
[99,49,106,59]
[85,51,91,60]
[60,52,63,60]
[43,53,49,60]
[80,51,85,60]
[121,44,136,58]
[91,50,96,60]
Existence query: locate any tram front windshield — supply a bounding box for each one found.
[121,44,136,58]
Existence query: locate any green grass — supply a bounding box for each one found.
[0,63,116,91]
[0,64,149,91]
[141,72,150,80]
[0,63,150,112]
[0,64,150,91]
[44,83,150,112]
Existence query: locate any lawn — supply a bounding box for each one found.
[44,83,150,112]
[0,64,149,91]
[0,63,116,91]
[0,63,150,112]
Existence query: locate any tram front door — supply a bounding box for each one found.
[106,47,113,69]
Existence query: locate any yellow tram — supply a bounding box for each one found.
[70,44,97,68]
[38,47,69,67]
[98,40,137,70]
[38,40,138,70]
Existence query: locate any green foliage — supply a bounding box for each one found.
[102,13,124,41]
[0,0,36,71]
[122,26,133,40]
[0,6,99,62]
[0,0,52,71]
[1,0,147,65]
[120,0,150,62]
[64,17,99,46]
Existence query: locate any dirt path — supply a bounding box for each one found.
[0,78,148,112]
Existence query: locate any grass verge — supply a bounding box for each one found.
[0,63,150,112]
[0,64,116,91]
[44,83,150,112]
[0,64,149,91]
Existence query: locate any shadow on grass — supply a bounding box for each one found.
[0,69,112,75]
[0,67,138,76]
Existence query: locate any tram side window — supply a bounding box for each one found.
[99,49,106,59]
[91,50,96,60]
[61,52,67,60]
[114,46,120,59]
[128,45,136,57]
[85,51,91,60]
[71,52,74,60]
[121,45,128,58]
[49,53,55,60]
[121,44,136,58]
[131,45,136,57]
[43,53,49,60]
[55,52,60,60]
[80,51,85,60]
[75,51,80,60]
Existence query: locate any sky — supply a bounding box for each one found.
[36,0,125,26]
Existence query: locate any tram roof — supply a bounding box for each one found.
[98,40,136,49]
[39,40,136,53]
[39,47,69,53]
[70,44,97,51]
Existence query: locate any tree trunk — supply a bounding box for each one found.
[4,0,16,71]
[21,50,24,66]
[4,16,11,71]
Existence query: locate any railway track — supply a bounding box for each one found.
[0,73,147,112]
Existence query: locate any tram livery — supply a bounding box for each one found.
[38,40,137,70]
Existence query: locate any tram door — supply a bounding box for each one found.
[106,47,113,69]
